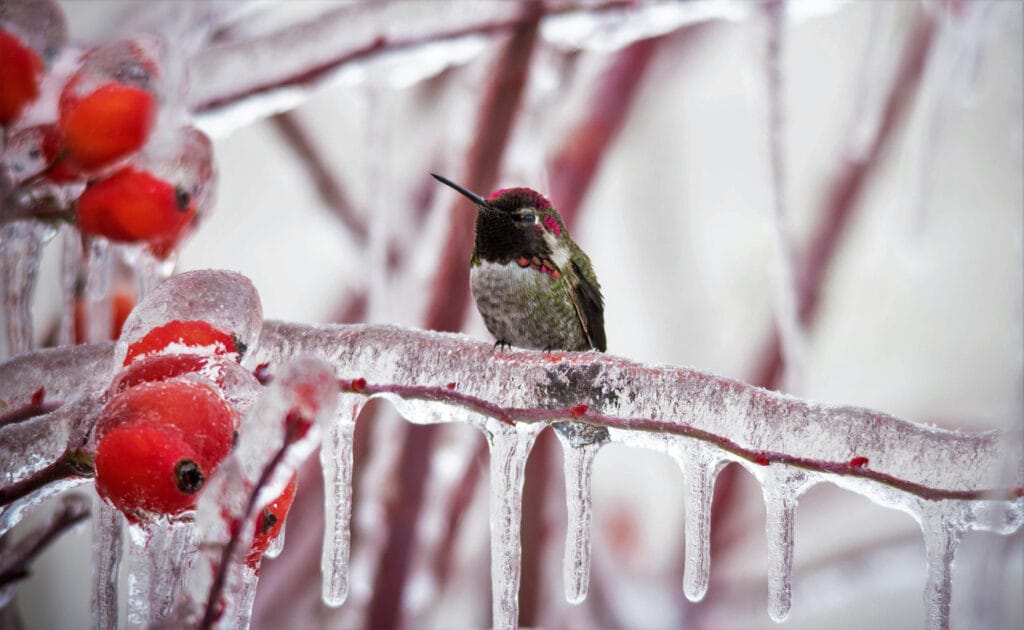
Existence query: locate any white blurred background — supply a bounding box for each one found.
[9,1,1023,628]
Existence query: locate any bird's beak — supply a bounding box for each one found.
[431,173,495,212]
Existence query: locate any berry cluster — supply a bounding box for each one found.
[91,318,294,565]
[1,8,213,259]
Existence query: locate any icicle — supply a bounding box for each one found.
[234,565,261,628]
[552,421,608,605]
[0,221,53,358]
[92,498,123,630]
[58,225,81,347]
[671,442,726,603]
[320,396,360,607]
[119,244,175,300]
[83,237,114,344]
[264,521,286,559]
[920,502,963,630]
[485,420,545,630]
[761,465,812,623]
[125,519,195,626]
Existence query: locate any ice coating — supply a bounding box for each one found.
[186,356,337,625]
[114,269,263,366]
[251,321,1023,626]
[1,318,1021,628]
[320,396,361,607]
[256,322,1022,497]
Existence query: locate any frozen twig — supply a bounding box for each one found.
[0,493,89,589]
[270,112,367,241]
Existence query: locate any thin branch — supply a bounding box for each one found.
[0,494,90,588]
[270,112,368,241]
[0,451,93,508]
[337,379,1019,502]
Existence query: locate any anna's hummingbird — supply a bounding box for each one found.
[432,173,606,352]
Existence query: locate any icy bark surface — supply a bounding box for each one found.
[249,320,1022,628]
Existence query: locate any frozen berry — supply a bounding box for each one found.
[111,353,211,393]
[246,476,297,570]
[0,28,43,125]
[75,167,194,248]
[97,380,236,472]
[95,421,207,517]
[123,319,239,365]
[39,124,80,183]
[59,81,156,170]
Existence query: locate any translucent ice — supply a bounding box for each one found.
[552,421,608,604]
[114,269,263,367]
[320,396,362,607]
[91,498,122,630]
[187,356,337,626]
[0,221,55,358]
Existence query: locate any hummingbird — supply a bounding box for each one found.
[432,173,606,352]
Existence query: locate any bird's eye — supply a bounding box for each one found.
[521,213,536,224]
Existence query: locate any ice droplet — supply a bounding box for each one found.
[0,0,68,65]
[320,396,361,607]
[264,519,286,559]
[552,421,607,605]
[91,497,123,630]
[486,420,545,630]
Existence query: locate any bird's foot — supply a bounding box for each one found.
[494,339,512,351]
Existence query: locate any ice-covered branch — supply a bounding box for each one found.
[2,316,1021,628]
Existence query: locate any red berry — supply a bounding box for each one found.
[97,380,236,473]
[59,81,156,170]
[570,404,589,419]
[0,29,42,125]
[95,421,207,517]
[350,378,366,393]
[754,454,771,466]
[75,167,195,248]
[111,354,212,393]
[123,319,238,365]
[40,125,81,183]
[849,456,869,469]
[246,476,297,570]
